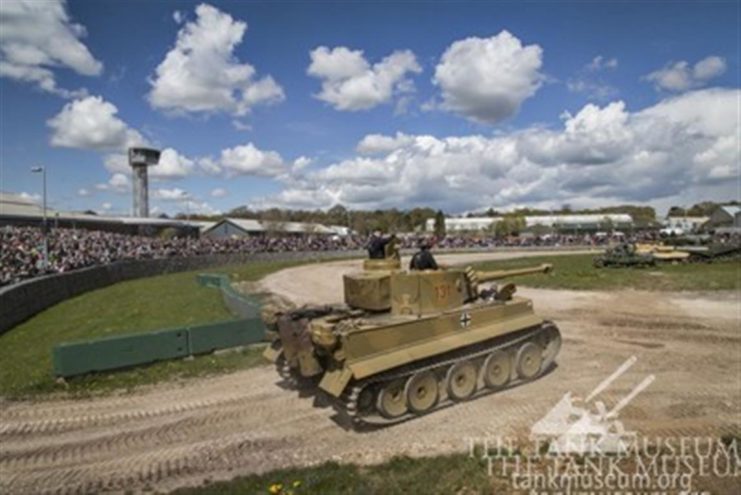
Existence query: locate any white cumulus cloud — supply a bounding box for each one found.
[308,46,421,111]
[253,89,739,213]
[95,173,130,194]
[153,188,189,201]
[219,143,286,177]
[644,56,726,92]
[357,132,415,154]
[433,31,543,124]
[47,96,145,151]
[0,0,102,97]
[148,3,284,116]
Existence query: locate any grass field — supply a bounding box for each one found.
[173,454,502,495]
[0,260,304,398]
[472,253,740,291]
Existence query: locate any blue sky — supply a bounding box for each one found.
[1,0,739,217]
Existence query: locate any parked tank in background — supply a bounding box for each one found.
[593,243,656,268]
[595,239,740,268]
[264,250,561,426]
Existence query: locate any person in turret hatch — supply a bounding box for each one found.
[409,238,439,270]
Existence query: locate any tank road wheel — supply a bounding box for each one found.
[516,342,543,380]
[377,379,408,419]
[541,323,562,369]
[405,371,439,414]
[482,350,511,389]
[446,361,478,401]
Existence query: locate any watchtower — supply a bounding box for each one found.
[128,147,161,217]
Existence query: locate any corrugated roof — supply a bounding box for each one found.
[223,218,265,232]
[720,205,741,216]
[204,218,341,235]
[0,192,48,217]
[1,192,195,228]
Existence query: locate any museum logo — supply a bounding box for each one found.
[466,356,740,494]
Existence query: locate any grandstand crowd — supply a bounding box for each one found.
[0,225,674,287]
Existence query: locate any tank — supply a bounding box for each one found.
[263,255,561,426]
[593,243,656,268]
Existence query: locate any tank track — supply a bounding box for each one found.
[337,321,561,427]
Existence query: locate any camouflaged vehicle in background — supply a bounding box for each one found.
[593,243,657,268]
[595,241,741,268]
[264,245,561,426]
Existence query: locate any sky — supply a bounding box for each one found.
[0,0,739,217]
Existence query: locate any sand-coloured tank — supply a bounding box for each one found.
[264,253,561,425]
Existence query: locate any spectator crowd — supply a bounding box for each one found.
[0,225,710,287]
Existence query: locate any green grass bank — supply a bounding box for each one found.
[0,260,302,398]
[472,253,740,291]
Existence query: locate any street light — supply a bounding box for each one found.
[30,166,48,270]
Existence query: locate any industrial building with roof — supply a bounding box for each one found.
[201,218,351,239]
[706,205,741,234]
[0,192,198,236]
[1,192,352,239]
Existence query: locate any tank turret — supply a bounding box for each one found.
[346,261,552,315]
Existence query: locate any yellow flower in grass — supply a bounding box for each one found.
[268,482,283,494]
[292,480,302,488]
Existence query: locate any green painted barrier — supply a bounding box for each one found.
[188,318,265,355]
[52,273,268,378]
[196,273,230,289]
[53,328,189,377]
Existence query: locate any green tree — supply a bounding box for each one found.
[494,215,526,238]
[433,210,446,237]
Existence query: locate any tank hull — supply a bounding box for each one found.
[266,297,561,426]
[319,296,542,395]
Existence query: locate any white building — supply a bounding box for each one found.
[202,218,350,239]
[424,217,499,232]
[662,216,709,235]
[425,213,633,233]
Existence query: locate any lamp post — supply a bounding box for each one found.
[30,166,48,270]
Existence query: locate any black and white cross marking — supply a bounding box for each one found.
[459,312,472,329]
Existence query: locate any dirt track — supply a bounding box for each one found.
[1,252,739,494]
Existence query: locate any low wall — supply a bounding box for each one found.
[0,250,362,336]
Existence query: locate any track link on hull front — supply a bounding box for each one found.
[336,321,561,427]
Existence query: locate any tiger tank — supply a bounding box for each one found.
[263,254,561,426]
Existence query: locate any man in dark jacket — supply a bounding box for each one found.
[409,239,439,270]
[366,230,392,259]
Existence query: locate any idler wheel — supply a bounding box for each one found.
[376,379,408,418]
[482,350,511,389]
[446,361,478,401]
[405,371,439,414]
[516,342,543,380]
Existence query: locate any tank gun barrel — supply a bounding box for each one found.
[472,263,553,284]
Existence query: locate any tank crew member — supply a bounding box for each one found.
[366,230,392,259]
[409,239,439,270]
